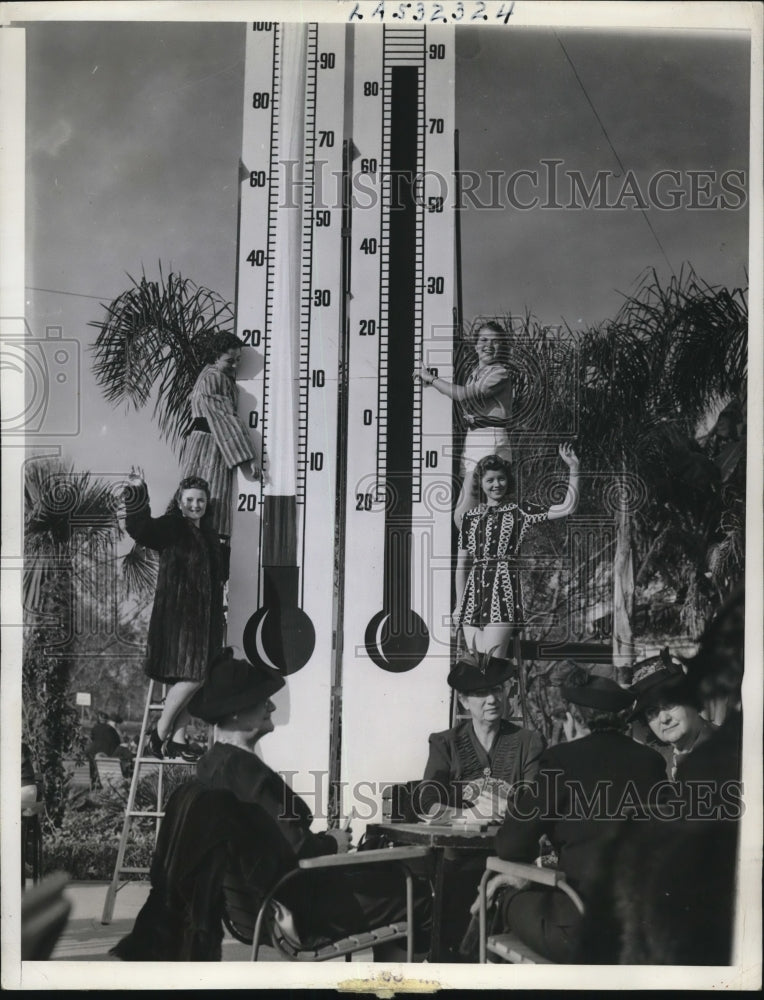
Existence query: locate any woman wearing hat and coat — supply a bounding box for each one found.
[487,674,666,963]
[418,655,544,961]
[629,650,718,782]
[189,650,431,954]
[420,656,544,818]
[190,650,346,860]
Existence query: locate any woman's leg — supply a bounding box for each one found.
[156,680,203,742]
[468,624,514,659]
[170,707,193,745]
[461,625,480,654]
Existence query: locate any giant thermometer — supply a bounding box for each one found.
[229,21,345,787]
[340,25,456,820]
[229,22,455,824]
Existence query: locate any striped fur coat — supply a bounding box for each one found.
[181,365,257,536]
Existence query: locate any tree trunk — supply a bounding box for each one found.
[612,486,635,684]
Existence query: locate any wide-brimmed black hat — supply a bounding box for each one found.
[628,648,692,718]
[447,656,515,693]
[188,648,285,724]
[561,674,634,713]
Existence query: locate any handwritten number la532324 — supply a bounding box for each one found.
[347,2,510,23]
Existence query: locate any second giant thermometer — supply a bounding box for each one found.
[340,25,456,821]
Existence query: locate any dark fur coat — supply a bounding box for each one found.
[125,485,225,683]
[110,780,296,961]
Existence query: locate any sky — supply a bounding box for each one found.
[19,17,751,506]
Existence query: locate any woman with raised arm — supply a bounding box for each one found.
[453,444,580,659]
[123,470,226,761]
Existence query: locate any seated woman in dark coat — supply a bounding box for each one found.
[488,675,666,964]
[628,650,718,782]
[419,655,544,961]
[420,655,544,819]
[114,649,431,961]
[190,649,431,955]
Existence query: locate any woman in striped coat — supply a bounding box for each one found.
[182,332,260,542]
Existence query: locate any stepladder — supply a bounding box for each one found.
[100,680,198,924]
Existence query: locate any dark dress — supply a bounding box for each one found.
[196,743,431,950]
[612,713,742,965]
[125,484,225,683]
[421,719,544,814]
[420,719,544,960]
[196,742,340,859]
[495,728,667,963]
[455,500,549,627]
[21,743,36,786]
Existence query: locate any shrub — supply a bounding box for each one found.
[42,800,153,880]
[42,767,195,880]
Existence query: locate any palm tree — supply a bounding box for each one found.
[569,266,747,676]
[489,267,745,695]
[89,266,234,449]
[23,459,155,824]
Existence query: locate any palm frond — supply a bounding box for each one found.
[24,459,124,615]
[613,265,748,428]
[121,543,159,599]
[89,267,234,449]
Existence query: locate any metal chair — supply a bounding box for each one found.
[62,757,92,791]
[477,857,585,964]
[95,756,128,794]
[224,845,431,962]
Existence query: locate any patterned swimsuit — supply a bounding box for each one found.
[455,500,548,626]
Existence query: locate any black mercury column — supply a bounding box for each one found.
[365,66,429,672]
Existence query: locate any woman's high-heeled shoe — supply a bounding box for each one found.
[164,739,203,763]
[145,727,165,760]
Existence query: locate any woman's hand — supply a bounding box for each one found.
[469,873,531,916]
[125,466,146,489]
[558,442,579,467]
[324,828,352,853]
[245,458,261,480]
[413,365,436,386]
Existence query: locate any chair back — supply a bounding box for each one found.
[63,758,92,790]
[478,856,586,964]
[95,757,126,792]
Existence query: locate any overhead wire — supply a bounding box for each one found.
[554,31,676,277]
[26,285,109,302]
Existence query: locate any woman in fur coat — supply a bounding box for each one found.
[124,471,226,761]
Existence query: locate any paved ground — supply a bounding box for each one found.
[47,880,282,962]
